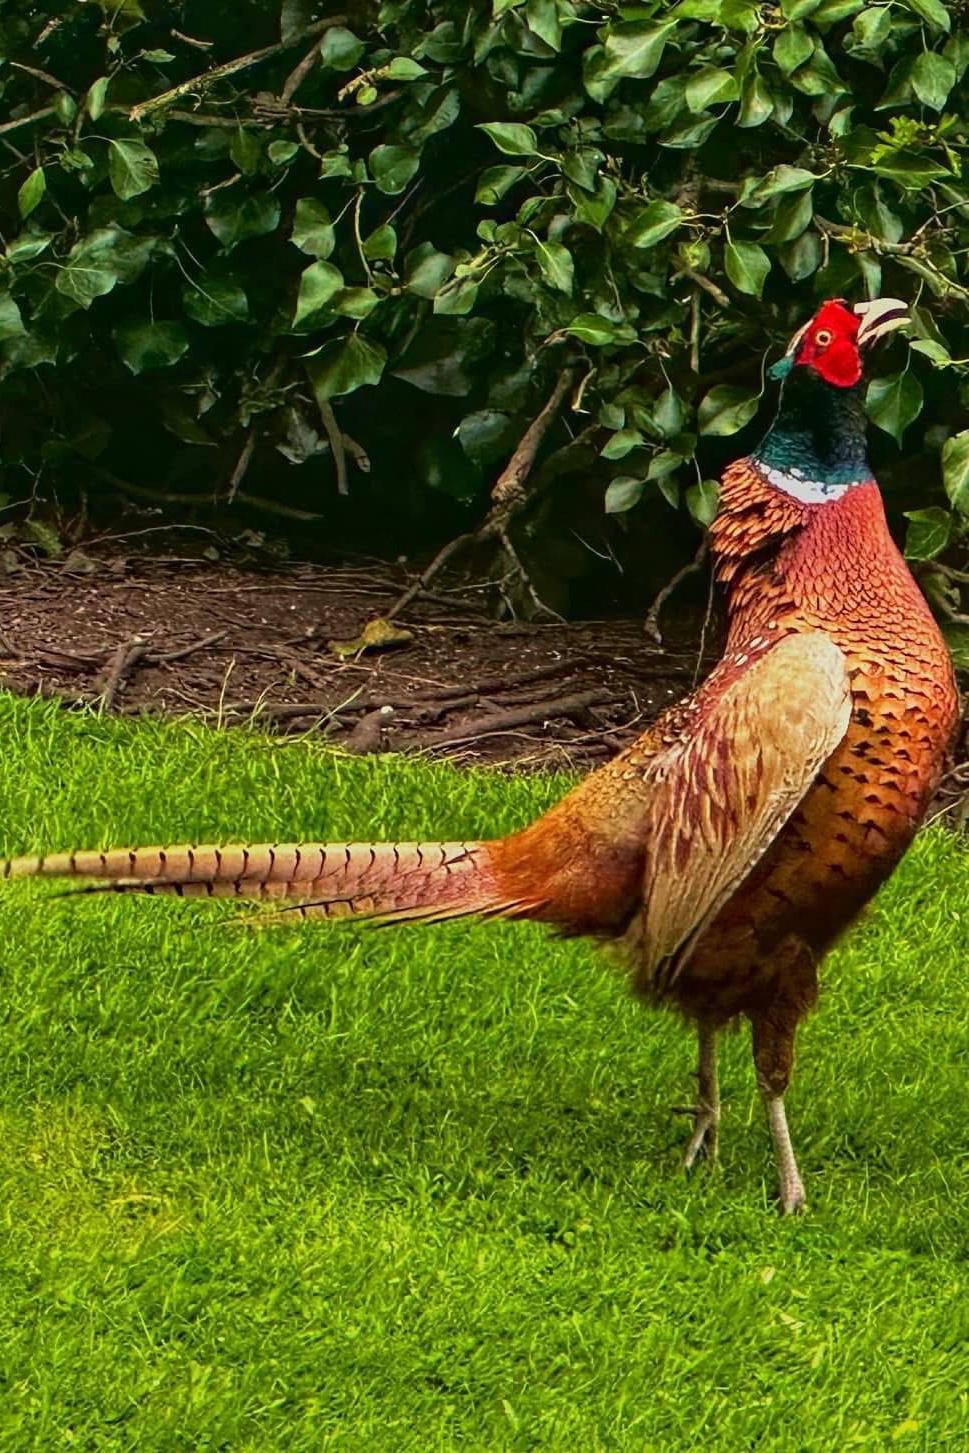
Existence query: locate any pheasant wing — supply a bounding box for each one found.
[640,631,851,985]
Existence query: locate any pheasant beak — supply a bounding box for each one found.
[853,298,909,347]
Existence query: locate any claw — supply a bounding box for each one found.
[674,1102,720,1171]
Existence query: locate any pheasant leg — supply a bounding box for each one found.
[763,1094,806,1215]
[679,1021,720,1170]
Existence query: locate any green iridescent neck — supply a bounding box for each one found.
[753,365,871,485]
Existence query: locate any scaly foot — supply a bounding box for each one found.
[673,1101,720,1170]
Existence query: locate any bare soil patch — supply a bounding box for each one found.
[0,551,710,771]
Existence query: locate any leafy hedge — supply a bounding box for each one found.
[2,1,969,615]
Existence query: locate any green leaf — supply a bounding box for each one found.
[600,20,676,83]
[698,385,760,435]
[774,24,814,73]
[54,227,154,308]
[114,321,189,373]
[291,199,335,259]
[369,144,421,195]
[899,0,950,31]
[86,75,110,120]
[910,338,952,367]
[476,122,539,156]
[6,234,52,263]
[724,240,771,297]
[866,371,923,443]
[363,224,397,261]
[404,244,455,298]
[268,140,299,165]
[17,168,45,220]
[685,67,739,111]
[330,287,379,320]
[455,410,513,465]
[307,334,387,401]
[604,476,645,513]
[476,165,526,204]
[942,431,969,513]
[565,313,636,346]
[108,139,159,201]
[903,507,952,560]
[182,275,249,327]
[911,51,955,110]
[570,175,617,231]
[738,72,773,127]
[320,26,366,69]
[229,127,262,175]
[601,428,644,460]
[385,57,427,80]
[627,200,683,249]
[765,188,814,243]
[687,479,720,526]
[534,239,573,294]
[0,293,26,343]
[293,260,344,325]
[205,192,280,247]
[281,0,312,43]
[653,387,686,436]
[741,164,816,205]
[433,275,480,315]
[526,0,562,50]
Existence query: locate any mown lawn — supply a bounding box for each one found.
[0,692,967,1450]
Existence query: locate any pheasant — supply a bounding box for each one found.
[2,298,958,1212]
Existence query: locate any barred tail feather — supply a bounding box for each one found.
[0,840,542,925]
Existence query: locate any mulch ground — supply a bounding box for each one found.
[0,550,712,771]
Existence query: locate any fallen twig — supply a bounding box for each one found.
[99,638,147,710]
[644,538,709,644]
[415,688,612,750]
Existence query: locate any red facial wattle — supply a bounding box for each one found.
[794,300,863,388]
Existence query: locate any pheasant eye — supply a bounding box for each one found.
[815,329,833,346]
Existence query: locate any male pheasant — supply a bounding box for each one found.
[3,297,958,1212]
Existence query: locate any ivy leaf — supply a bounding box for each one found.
[698,385,760,435]
[910,52,955,110]
[433,275,480,315]
[604,476,645,513]
[369,144,421,195]
[363,224,397,261]
[899,0,950,31]
[686,479,720,526]
[205,192,280,248]
[307,334,387,401]
[281,0,312,44]
[293,261,344,326]
[741,164,816,205]
[0,293,26,343]
[942,430,969,513]
[565,314,636,346]
[685,67,739,110]
[404,244,455,298]
[108,139,159,201]
[55,227,154,308]
[724,240,771,297]
[114,321,189,373]
[476,165,526,205]
[320,26,366,69]
[526,0,563,50]
[291,199,335,259]
[18,168,46,219]
[627,200,683,249]
[903,507,952,561]
[774,25,814,74]
[601,428,644,460]
[866,370,923,443]
[183,275,249,326]
[600,20,676,83]
[476,122,539,156]
[385,57,427,80]
[534,239,574,294]
[86,76,110,120]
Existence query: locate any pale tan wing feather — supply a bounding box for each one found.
[640,632,851,985]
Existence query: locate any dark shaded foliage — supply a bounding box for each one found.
[1,1,969,617]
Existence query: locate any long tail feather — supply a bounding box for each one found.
[1,840,542,925]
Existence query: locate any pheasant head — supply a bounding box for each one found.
[773,296,908,389]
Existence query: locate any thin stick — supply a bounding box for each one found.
[129,16,347,122]
[317,401,348,496]
[100,638,147,710]
[644,538,709,644]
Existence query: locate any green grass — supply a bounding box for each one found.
[0,693,968,1450]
